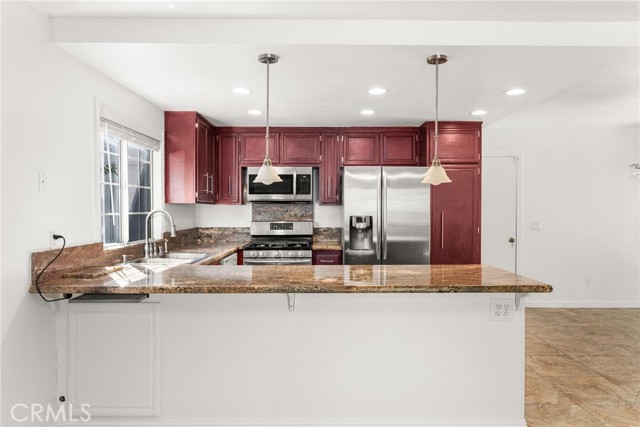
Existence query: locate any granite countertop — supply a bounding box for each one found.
[30,264,552,295]
[312,241,343,251]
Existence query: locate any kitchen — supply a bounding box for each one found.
[2,1,639,427]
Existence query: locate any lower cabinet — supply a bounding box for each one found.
[312,250,343,265]
[65,303,160,417]
[430,165,481,264]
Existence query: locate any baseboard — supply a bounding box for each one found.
[525,301,640,308]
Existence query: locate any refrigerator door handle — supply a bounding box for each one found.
[382,174,388,260]
[376,173,381,259]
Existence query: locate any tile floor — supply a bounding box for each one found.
[525,308,640,427]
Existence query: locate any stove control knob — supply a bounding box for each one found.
[288,251,294,257]
[258,251,265,257]
[249,251,256,257]
[297,251,303,257]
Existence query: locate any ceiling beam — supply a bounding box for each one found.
[52,18,638,47]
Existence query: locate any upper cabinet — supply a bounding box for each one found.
[380,131,419,165]
[319,132,340,204]
[341,132,380,165]
[239,131,279,166]
[341,129,418,166]
[279,131,322,165]
[216,132,241,205]
[424,121,482,164]
[164,111,215,204]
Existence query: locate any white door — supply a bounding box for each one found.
[482,156,518,273]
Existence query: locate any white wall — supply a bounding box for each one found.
[483,125,640,307]
[0,2,164,423]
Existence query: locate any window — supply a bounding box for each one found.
[100,118,160,246]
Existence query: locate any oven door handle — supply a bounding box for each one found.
[243,258,311,265]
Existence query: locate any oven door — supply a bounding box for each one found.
[242,258,312,265]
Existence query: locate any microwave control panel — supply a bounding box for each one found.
[296,175,311,195]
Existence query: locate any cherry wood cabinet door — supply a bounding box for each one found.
[380,131,418,165]
[426,121,482,164]
[165,112,196,203]
[195,116,215,204]
[239,132,279,165]
[312,250,342,265]
[216,133,241,204]
[320,133,340,205]
[342,132,379,165]
[430,165,481,264]
[279,132,322,165]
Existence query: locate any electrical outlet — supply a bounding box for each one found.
[490,298,513,322]
[531,221,542,231]
[585,277,591,287]
[49,230,61,249]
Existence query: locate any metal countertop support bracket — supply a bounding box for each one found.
[515,293,529,311]
[287,293,295,312]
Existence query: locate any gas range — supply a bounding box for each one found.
[243,221,313,265]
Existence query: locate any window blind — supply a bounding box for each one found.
[100,118,160,152]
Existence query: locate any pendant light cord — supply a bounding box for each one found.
[434,60,439,160]
[265,60,270,159]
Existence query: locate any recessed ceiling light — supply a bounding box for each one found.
[232,88,251,95]
[248,109,263,115]
[368,87,387,95]
[504,88,526,96]
[470,110,487,116]
[360,109,375,115]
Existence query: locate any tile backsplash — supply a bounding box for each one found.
[251,203,314,222]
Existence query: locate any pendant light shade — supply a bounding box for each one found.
[253,53,282,185]
[422,54,452,186]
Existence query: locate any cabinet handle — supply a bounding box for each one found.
[328,175,332,198]
[209,175,214,194]
[319,259,334,263]
[204,172,209,194]
[228,176,232,196]
[441,211,445,250]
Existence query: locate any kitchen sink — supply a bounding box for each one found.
[162,252,210,261]
[128,252,211,270]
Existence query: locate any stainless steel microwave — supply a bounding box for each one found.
[247,167,313,202]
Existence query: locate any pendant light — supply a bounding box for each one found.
[422,54,452,185]
[253,53,282,185]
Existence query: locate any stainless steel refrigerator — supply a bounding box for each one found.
[343,166,430,265]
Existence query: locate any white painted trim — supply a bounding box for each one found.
[525,301,640,308]
[482,151,524,275]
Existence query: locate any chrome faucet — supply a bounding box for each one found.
[145,209,177,258]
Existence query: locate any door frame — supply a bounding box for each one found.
[482,151,524,274]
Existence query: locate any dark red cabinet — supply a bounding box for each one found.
[165,111,215,204]
[380,131,418,165]
[320,133,340,204]
[216,132,241,204]
[426,121,481,164]
[280,132,322,165]
[312,250,342,265]
[239,131,279,166]
[430,165,481,264]
[342,132,380,165]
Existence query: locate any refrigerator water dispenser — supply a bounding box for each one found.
[349,216,373,250]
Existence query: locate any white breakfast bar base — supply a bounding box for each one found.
[54,293,527,427]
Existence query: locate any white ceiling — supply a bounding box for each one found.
[29,1,640,128]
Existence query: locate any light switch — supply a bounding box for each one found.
[38,170,46,192]
[531,221,542,231]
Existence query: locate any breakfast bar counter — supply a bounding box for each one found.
[31,264,552,295]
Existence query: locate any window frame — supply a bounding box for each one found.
[101,132,155,247]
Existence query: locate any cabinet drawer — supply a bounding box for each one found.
[312,250,342,265]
